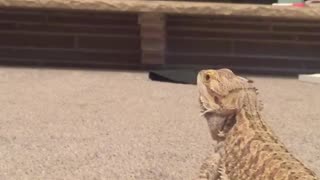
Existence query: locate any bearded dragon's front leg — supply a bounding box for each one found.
[198,155,230,180]
[198,152,222,180]
[218,162,229,180]
[197,142,228,180]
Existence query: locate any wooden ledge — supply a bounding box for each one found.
[0,0,320,20]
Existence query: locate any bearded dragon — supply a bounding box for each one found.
[197,68,318,180]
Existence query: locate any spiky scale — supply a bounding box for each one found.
[196,69,319,180]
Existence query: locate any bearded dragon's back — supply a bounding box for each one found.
[197,68,319,180]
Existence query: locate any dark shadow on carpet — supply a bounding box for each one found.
[149,69,199,84]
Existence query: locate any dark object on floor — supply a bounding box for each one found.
[148,69,199,84]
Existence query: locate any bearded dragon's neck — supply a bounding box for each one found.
[227,87,262,117]
[219,87,266,139]
[240,88,262,117]
[233,88,271,134]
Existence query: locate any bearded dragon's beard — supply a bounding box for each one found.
[199,97,207,113]
[199,95,236,141]
[198,95,214,116]
[199,95,224,141]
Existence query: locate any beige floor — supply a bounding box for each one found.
[0,67,319,180]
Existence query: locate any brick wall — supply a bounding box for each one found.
[0,8,141,67]
[166,15,320,73]
[0,8,320,74]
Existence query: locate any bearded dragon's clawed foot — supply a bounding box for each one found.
[218,166,229,180]
[198,153,222,180]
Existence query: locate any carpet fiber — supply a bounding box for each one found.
[0,67,319,179]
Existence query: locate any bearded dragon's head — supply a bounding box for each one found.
[197,68,250,114]
[197,68,254,140]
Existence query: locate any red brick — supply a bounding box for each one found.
[0,11,46,23]
[0,47,140,64]
[142,51,165,64]
[13,23,139,35]
[77,36,140,50]
[272,25,320,33]
[166,53,320,70]
[167,37,232,54]
[168,28,295,41]
[0,22,16,29]
[141,37,166,51]
[140,25,166,38]
[168,16,271,31]
[0,32,74,48]
[168,15,270,24]
[297,35,320,42]
[234,40,320,58]
[47,13,138,26]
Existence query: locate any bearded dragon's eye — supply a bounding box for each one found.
[214,96,220,104]
[205,74,210,81]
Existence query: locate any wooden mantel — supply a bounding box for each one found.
[0,0,320,20]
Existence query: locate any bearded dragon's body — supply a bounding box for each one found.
[197,69,318,180]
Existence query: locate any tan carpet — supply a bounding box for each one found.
[0,67,319,180]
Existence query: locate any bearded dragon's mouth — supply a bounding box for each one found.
[199,92,222,115]
[199,96,213,116]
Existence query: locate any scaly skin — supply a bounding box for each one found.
[197,69,318,180]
